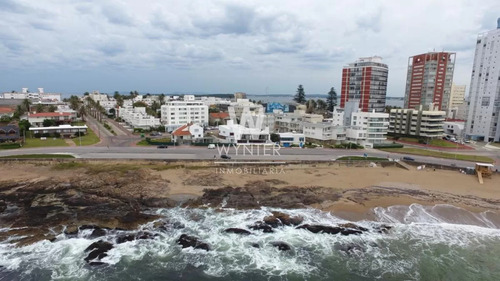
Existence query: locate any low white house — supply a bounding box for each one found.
[29,124,87,137]
[171,123,204,143]
[443,121,465,137]
[278,132,305,147]
[302,122,346,142]
[28,112,74,127]
[219,120,270,143]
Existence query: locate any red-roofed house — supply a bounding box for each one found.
[209,112,230,126]
[0,107,15,118]
[28,112,74,127]
[171,123,204,143]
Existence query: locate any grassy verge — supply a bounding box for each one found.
[0,154,75,159]
[336,156,388,161]
[137,138,172,146]
[22,137,69,148]
[73,126,100,146]
[396,137,458,148]
[379,147,495,163]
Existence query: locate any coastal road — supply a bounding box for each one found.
[1,145,498,170]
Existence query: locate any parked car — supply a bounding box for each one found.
[157,145,168,149]
[402,156,415,161]
[220,154,231,159]
[207,144,216,149]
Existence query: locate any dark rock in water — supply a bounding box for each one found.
[340,229,363,236]
[297,224,366,236]
[116,234,135,244]
[248,222,274,233]
[338,223,368,232]
[250,243,260,248]
[88,261,107,266]
[136,231,157,240]
[374,224,392,234]
[177,234,210,251]
[297,224,342,234]
[153,220,185,232]
[264,211,304,227]
[84,240,113,263]
[88,227,107,238]
[224,228,251,235]
[335,243,365,255]
[271,241,292,251]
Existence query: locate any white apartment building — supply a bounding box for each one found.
[160,101,208,131]
[277,132,305,147]
[118,106,161,129]
[89,91,108,103]
[465,19,500,142]
[448,84,466,119]
[346,111,389,147]
[1,88,61,102]
[274,110,323,133]
[219,120,270,143]
[303,122,346,142]
[389,106,446,138]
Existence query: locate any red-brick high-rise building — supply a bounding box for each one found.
[404,52,455,112]
[340,56,388,113]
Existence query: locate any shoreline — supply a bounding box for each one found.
[0,160,499,245]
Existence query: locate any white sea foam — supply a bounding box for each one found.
[0,206,499,280]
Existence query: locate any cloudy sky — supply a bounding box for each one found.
[1,0,499,97]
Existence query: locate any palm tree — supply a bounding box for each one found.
[22,99,31,113]
[78,105,86,122]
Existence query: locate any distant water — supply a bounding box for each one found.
[1,204,499,281]
[248,95,405,108]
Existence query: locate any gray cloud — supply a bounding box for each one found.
[1,0,499,95]
[101,3,134,26]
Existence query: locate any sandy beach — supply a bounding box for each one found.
[1,160,498,216]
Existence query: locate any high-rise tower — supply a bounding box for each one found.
[465,19,500,142]
[340,56,388,113]
[404,52,456,112]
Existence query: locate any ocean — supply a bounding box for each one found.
[247,95,405,108]
[1,204,499,280]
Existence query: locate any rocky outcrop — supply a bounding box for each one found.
[248,222,274,233]
[84,240,113,265]
[187,186,341,209]
[177,234,210,251]
[224,228,252,235]
[263,211,303,227]
[271,241,292,251]
[0,169,171,246]
[296,224,367,236]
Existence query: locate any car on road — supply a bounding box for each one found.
[220,154,231,159]
[157,145,168,149]
[207,144,216,149]
[402,156,415,161]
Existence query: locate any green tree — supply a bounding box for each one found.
[326,87,338,112]
[133,101,148,108]
[42,119,57,127]
[0,115,12,123]
[22,99,31,113]
[48,105,57,112]
[293,85,306,104]
[316,99,327,111]
[159,93,166,105]
[35,104,45,113]
[18,119,31,136]
[68,95,80,110]
[305,99,316,113]
[270,133,280,143]
[114,92,124,107]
